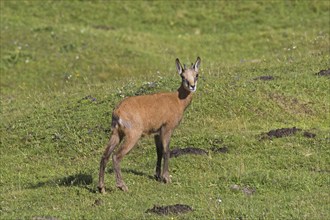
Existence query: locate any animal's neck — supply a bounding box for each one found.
[177,84,193,111]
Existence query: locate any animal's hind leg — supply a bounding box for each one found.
[98,128,121,194]
[112,133,141,192]
[154,135,163,181]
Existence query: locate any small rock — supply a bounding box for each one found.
[230,184,240,191]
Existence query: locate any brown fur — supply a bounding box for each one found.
[98,57,201,193]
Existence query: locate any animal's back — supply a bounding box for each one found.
[113,92,183,135]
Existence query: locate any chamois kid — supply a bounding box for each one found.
[98,57,201,193]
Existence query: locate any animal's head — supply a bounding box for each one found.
[176,57,201,92]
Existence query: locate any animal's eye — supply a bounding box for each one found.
[196,74,199,78]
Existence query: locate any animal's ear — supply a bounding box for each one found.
[175,58,183,75]
[193,57,201,72]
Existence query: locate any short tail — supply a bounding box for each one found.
[112,114,131,129]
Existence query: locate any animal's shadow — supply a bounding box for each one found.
[28,169,155,193]
[107,168,155,180]
[29,173,97,193]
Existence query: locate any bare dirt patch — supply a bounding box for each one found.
[146,204,193,215]
[269,93,313,115]
[170,147,208,158]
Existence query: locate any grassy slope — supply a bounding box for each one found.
[1,1,329,219]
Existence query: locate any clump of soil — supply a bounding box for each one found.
[268,127,301,138]
[170,147,208,158]
[253,75,274,81]
[316,69,330,77]
[211,146,229,154]
[260,127,317,140]
[260,127,301,139]
[146,204,193,215]
[303,131,316,138]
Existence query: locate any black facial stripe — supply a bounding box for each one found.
[194,75,199,82]
[182,78,189,87]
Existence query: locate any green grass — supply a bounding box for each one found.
[1,1,329,219]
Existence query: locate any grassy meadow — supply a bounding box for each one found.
[1,1,329,219]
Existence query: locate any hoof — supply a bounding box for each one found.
[154,174,162,182]
[117,183,128,192]
[98,186,106,194]
[162,175,172,184]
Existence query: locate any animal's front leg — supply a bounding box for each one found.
[154,135,163,181]
[161,129,173,184]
